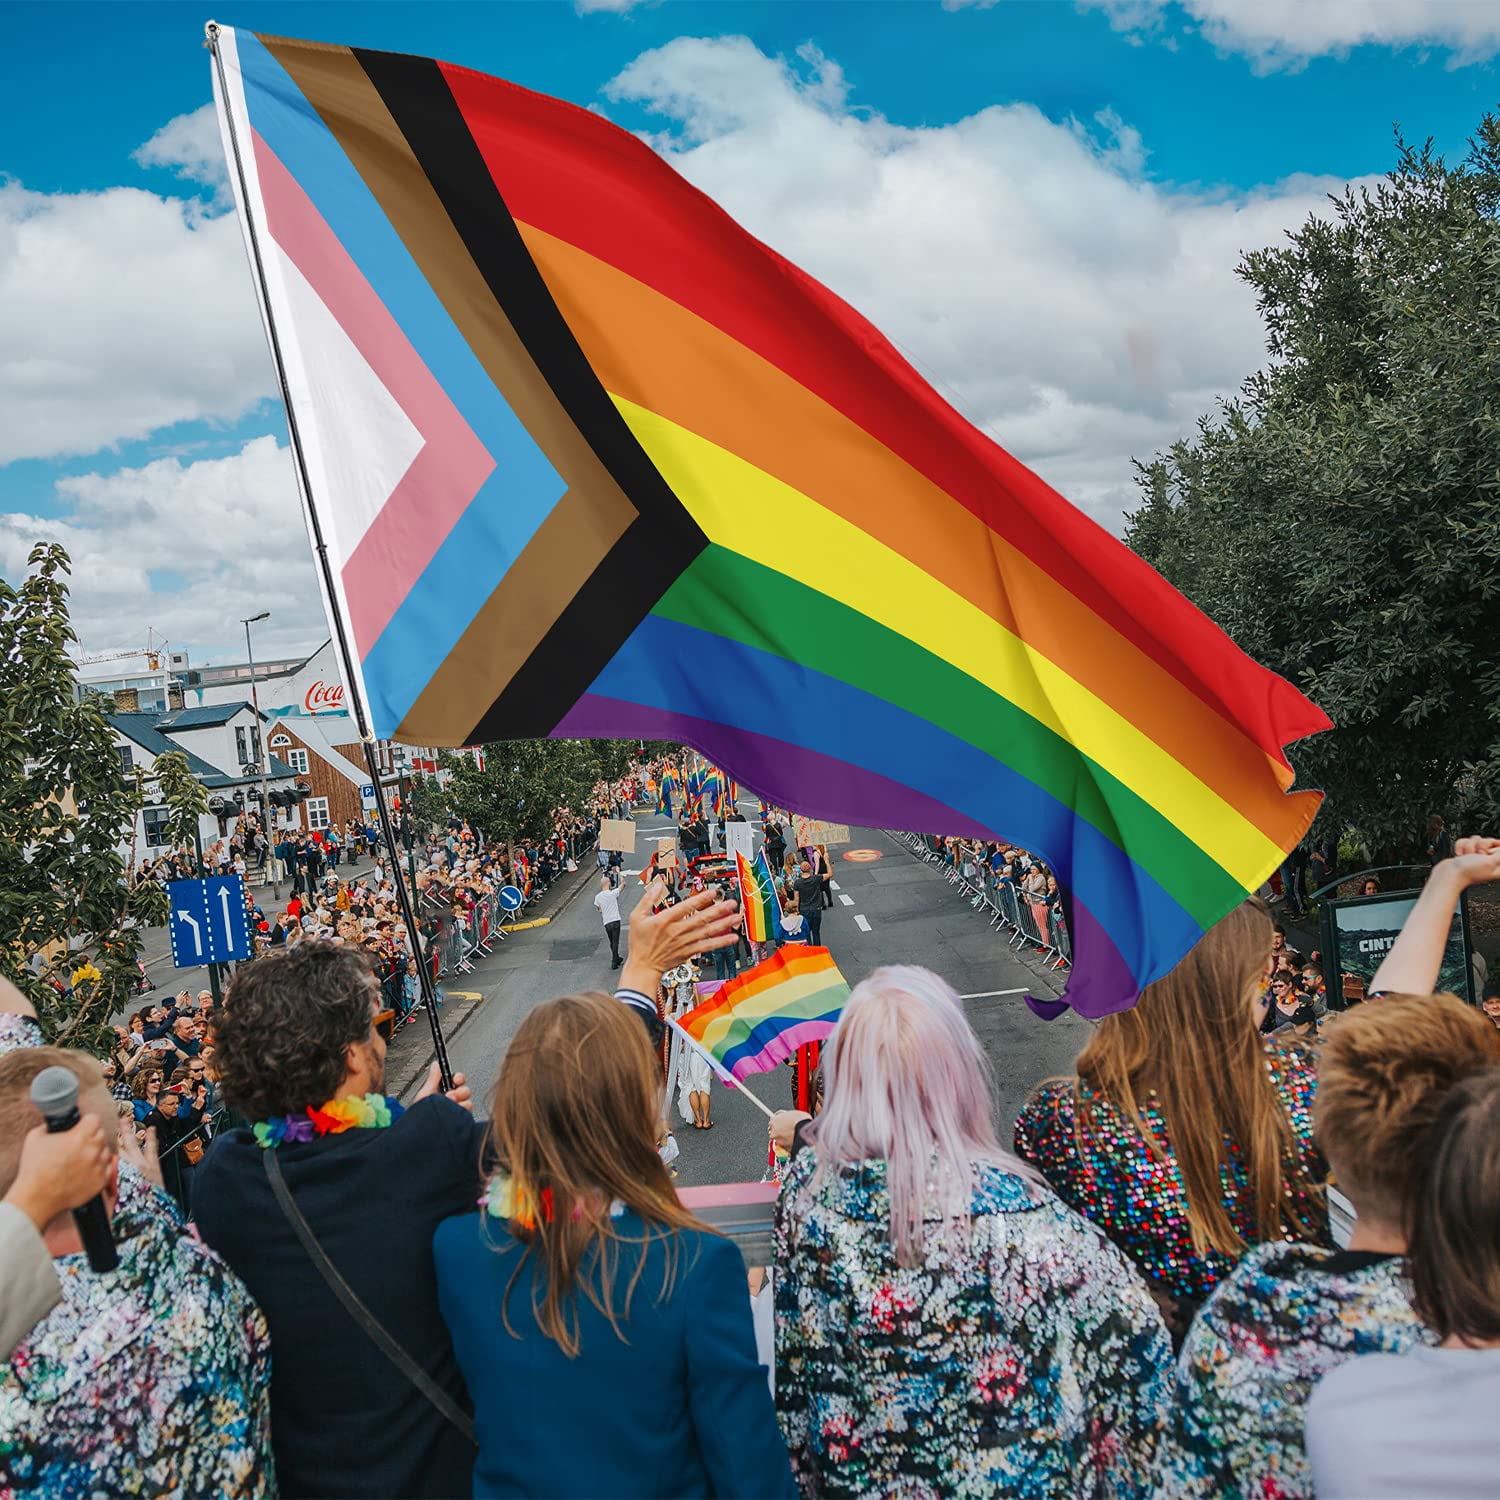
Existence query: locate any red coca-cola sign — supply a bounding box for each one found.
[303,680,346,713]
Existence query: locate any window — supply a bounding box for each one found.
[285,748,309,775]
[117,744,132,773]
[235,725,249,765]
[142,806,171,847]
[306,796,330,831]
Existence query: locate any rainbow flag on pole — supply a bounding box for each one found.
[677,946,850,1081]
[209,28,1328,1020]
[736,848,785,945]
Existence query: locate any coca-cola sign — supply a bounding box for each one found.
[303,680,346,714]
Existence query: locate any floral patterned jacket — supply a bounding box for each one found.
[774,1148,1172,1499]
[1150,1241,1431,1500]
[0,1011,275,1497]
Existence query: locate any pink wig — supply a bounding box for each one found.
[805,965,1037,1266]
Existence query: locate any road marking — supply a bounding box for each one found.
[443,990,483,1001]
[829,880,840,891]
[838,894,854,906]
[853,914,872,932]
[956,988,1030,1000]
[504,916,552,931]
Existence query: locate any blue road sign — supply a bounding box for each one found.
[168,875,252,967]
[498,885,524,912]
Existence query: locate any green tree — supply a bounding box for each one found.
[1125,119,1500,850]
[0,546,195,1051]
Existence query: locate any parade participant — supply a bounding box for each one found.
[1153,993,1500,1498]
[594,872,624,970]
[194,943,480,1500]
[773,966,1170,1497]
[1014,899,1328,1343]
[434,991,793,1500]
[791,854,828,946]
[0,1046,272,1497]
[1307,1067,1500,1498]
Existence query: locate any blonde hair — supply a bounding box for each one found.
[0,1047,113,1198]
[1316,993,1500,1225]
[484,993,711,1357]
[1075,898,1316,1256]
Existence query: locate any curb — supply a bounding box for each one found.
[503,916,551,932]
[392,993,489,1101]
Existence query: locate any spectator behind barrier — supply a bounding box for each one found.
[433,991,795,1500]
[1153,993,1500,1499]
[1308,1067,1500,1499]
[0,1045,271,1496]
[774,965,1171,1498]
[1014,899,1329,1344]
[193,943,480,1500]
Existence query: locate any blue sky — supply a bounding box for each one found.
[2,0,1497,662]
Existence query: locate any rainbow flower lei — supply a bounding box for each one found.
[481,1173,625,1230]
[254,1092,404,1149]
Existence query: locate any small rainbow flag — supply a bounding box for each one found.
[677,946,850,1081]
[736,848,785,944]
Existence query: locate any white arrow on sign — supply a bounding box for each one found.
[219,886,235,947]
[175,910,203,958]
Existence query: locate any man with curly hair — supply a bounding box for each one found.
[193,943,480,1500]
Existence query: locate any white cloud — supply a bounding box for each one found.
[131,103,229,193]
[0,436,325,661]
[0,177,273,463]
[604,36,1362,528]
[575,0,651,12]
[1081,0,1500,69]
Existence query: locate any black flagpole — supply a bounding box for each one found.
[207,22,454,1088]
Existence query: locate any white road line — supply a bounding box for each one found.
[829,880,840,891]
[956,988,1030,1000]
[853,914,872,932]
[838,894,854,906]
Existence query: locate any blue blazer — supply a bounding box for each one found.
[434,1209,794,1499]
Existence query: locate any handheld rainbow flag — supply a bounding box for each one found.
[736,848,785,945]
[677,946,850,1081]
[209,27,1328,1018]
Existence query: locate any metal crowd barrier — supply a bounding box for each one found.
[891,831,1071,972]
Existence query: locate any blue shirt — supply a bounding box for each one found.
[434,1209,794,1499]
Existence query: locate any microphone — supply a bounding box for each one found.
[30,1066,119,1274]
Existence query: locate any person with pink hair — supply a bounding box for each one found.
[770,966,1171,1498]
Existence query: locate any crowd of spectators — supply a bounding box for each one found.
[4,803,1500,1498]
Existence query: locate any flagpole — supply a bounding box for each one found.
[664,1016,776,1121]
[207,23,454,1089]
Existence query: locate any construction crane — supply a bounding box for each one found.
[75,628,169,671]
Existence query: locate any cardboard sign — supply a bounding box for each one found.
[725,821,755,863]
[793,818,850,848]
[599,818,637,853]
[656,838,679,872]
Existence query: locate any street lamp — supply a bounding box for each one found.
[391,745,419,903]
[241,611,278,899]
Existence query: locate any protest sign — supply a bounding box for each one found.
[793,818,850,848]
[599,818,637,853]
[725,821,755,863]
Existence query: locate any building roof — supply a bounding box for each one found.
[110,714,222,780]
[110,713,296,787]
[157,702,257,730]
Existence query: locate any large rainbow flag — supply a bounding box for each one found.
[210,29,1329,1018]
[677,946,850,1081]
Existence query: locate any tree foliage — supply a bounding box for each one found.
[440,739,663,844]
[0,546,198,1051]
[1125,118,1500,849]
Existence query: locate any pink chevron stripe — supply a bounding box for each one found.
[729,1014,839,1081]
[252,131,494,656]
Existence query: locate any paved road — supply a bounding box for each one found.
[416,808,1090,1189]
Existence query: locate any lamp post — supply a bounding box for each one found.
[241,611,278,899]
[391,745,419,904]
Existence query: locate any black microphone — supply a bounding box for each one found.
[30,1066,119,1273]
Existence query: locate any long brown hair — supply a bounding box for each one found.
[484,992,711,1356]
[1075,898,1314,1256]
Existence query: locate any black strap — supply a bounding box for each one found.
[262,1149,476,1445]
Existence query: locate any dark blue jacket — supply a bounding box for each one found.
[433,1210,795,1499]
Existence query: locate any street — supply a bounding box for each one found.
[400,807,1090,1188]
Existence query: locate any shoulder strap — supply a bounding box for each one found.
[262,1148,476,1445]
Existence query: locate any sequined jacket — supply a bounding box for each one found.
[1150,1242,1431,1500]
[0,1011,275,1497]
[774,1149,1172,1499]
[1012,1042,1328,1334]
